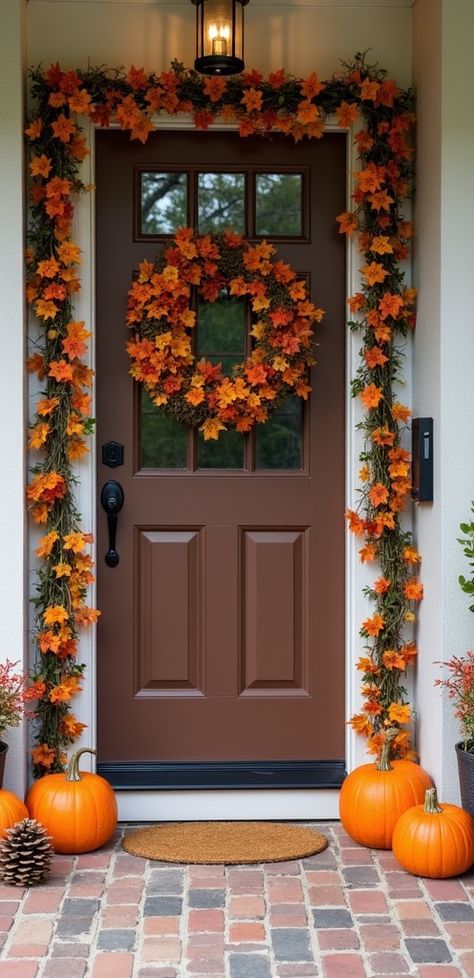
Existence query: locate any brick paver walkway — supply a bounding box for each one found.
[0,821,473,977]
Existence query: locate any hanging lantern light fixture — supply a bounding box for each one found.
[192,0,249,76]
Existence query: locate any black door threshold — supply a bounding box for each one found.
[97,759,346,790]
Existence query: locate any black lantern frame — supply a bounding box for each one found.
[192,0,249,76]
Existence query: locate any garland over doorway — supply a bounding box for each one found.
[25,54,419,775]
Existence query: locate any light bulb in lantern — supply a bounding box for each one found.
[208,20,230,56]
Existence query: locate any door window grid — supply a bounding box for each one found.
[137,165,308,471]
[135,165,309,241]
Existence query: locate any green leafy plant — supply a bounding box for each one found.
[458,502,474,612]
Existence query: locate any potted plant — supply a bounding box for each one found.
[436,503,474,817]
[0,660,26,787]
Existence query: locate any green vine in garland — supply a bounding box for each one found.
[25,52,417,774]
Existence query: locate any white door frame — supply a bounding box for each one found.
[42,115,377,820]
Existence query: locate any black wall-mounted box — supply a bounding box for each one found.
[411,417,433,502]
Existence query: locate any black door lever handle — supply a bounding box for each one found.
[100,480,124,567]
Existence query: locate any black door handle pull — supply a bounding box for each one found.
[100,480,124,567]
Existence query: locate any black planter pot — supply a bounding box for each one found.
[455,741,474,818]
[0,741,8,788]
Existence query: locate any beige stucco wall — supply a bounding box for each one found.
[27,1,412,83]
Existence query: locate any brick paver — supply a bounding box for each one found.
[0,822,472,975]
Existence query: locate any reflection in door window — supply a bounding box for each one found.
[198,173,246,233]
[255,173,303,237]
[140,171,188,235]
[197,293,246,355]
[141,390,187,468]
[256,397,303,469]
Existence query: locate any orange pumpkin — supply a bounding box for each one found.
[0,790,28,839]
[392,787,474,877]
[339,729,433,848]
[26,747,117,854]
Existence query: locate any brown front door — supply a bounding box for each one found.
[95,129,346,789]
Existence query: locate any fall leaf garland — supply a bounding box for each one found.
[25,53,417,774]
[126,229,322,438]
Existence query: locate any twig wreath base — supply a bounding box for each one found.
[26,53,419,774]
[126,228,323,440]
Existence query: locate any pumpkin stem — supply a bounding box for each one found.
[376,727,398,772]
[423,786,443,814]
[66,747,96,783]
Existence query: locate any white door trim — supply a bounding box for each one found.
[47,114,370,820]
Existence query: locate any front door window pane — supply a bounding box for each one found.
[255,173,303,237]
[197,294,246,356]
[141,391,187,468]
[140,171,188,235]
[198,172,246,234]
[198,428,244,469]
[255,397,303,469]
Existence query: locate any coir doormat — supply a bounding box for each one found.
[122,821,328,864]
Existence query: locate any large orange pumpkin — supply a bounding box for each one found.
[392,787,474,877]
[339,729,433,849]
[26,747,117,854]
[0,790,28,839]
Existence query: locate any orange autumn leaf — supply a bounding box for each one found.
[43,605,69,626]
[361,613,385,636]
[374,576,391,594]
[59,713,87,738]
[57,241,82,265]
[347,293,365,314]
[403,579,424,601]
[68,88,92,114]
[75,606,101,627]
[368,190,394,213]
[51,114,76,143]
[26,353,46,380]
[61,320,91,360]
[241,88,263,113]
[391,402,411,423]
[369,483,390,507]
[364,346,389,369]
[361,262,389,286]
[48,359,74,383]
[345,509,365,536]
[200,418,227,441]
[31,744,56,769]
[34,298,58,321]
[371,235,393,255]
[25,118,43,140]
[336,100,359,128]
[371,425,395,447]
[359,542,377,563]
[29,154,52,178]
[359,78,380,102]
[204,76,227,103]
[29,422,50,449]
[383,650,407,671]
[379,292,404,320]
[300,72,324,98]
[349,714,372,736]
[388,702,411,725]
[336,211,358,236]
[34,531,60,558]
[63,531,88,554]
[360,384,383,410]
[403,546,421,565]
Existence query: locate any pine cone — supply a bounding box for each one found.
[0,818,53,886]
